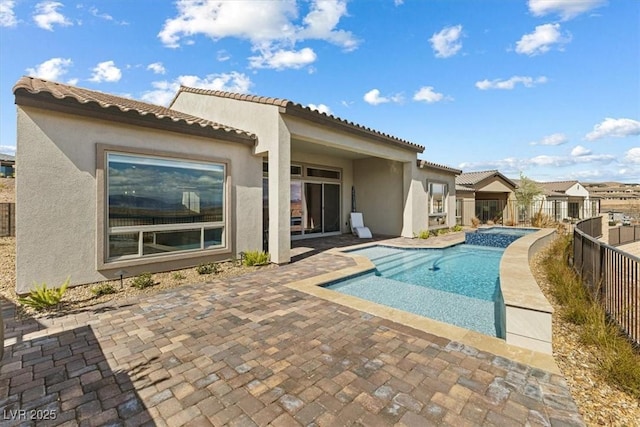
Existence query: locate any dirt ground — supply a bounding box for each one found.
[0,178,14,203]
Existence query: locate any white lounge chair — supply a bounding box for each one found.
[350,212,372,238]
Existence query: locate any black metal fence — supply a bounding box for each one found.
[456,199,600,227]
[609,225,640,246]
[0,203,15,237]
[574,217,639,346]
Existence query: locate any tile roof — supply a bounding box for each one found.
[456,170,517,188]
[417,159,462,174]
[173,86,425,153]
[13,76,256,143]
[538,181,578,193]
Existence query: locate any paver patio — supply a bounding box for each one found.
[1,235,584,426]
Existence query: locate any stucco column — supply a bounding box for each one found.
[268,119,291,264]
[401,162,426,237]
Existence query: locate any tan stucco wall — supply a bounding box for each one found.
[16,106,261,293]
[478,179,514,193]
[353,158,404,235]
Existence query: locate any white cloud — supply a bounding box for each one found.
[249,47,317,70]
[624,148,640,164]
[87,6,128,25]
[429,24,463,58]
[528,0,606,20]
[26,57,72,81]
[33,1,72,31]
[413,86,447,104]
[394,0,404,5]
[217,50,231,62]
[475,76,548,90]
[515,23,571,56]
[67,78,78,85]
[307,103,331,115]
[530,133,568,146]
[0,145,16,155]
[89,60,122,83]
[585,118,640,141]
[0,0,17,27]
[141,72,253,106]
[459,151,615,172]
[363,89,402,106]
[571,145,592,156]
[147,62,166,75]
[158,0,357,69]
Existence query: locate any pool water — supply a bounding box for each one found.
[326,245,506,338]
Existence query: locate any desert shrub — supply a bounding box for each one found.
[543,236,640,398]
[504,219,516,226]
[451,225,463,232]
[196,262,219,275]
[486,220,495,226]
[91,283,116,297]
[243,250,270,266]
[471,217,480,228]
[172,272,186,280]
[18,277,69,310]
[415,230,430,239]
[532,212,554,228]
[130,272,154,289]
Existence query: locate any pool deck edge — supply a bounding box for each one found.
[285,236,562,375]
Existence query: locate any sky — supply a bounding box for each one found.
[0,0,639,183]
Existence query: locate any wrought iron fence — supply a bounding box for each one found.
[574,217,639,346]
[0,203,15,237]
[456,199,600,227]
[609,225,640,246]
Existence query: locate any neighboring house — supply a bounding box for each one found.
[535,181,598,221]
[455,170,517,225]
[14,77,459,292]
[0,153,15,177]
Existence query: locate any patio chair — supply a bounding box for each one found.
[350,212,372,238]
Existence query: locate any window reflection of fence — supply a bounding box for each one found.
[574,217,639,347]
[0,203,15,237]
[609,226,640,246]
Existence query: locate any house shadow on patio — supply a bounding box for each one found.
[290,233,393,262]
[0,297,154,426]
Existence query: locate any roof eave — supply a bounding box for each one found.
[15,90,256,146]
[283,105,424,153]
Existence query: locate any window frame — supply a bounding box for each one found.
[427,181,448,227]
[97,144,231,270]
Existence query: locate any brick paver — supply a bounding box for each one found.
[0,235,584,426]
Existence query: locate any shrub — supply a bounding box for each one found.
[471,217,480,228]
[172,272,186,280]
[416,230,430,239]
[243,250,270,266]
[18,277,69,310]
[91,283,116,297]
[451,225,463,232]
[130,272,154,289]
[543,236,640,398]
[196,262,219,275]
[608,221,617,226]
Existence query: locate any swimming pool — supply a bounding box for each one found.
[466,226,537,248]
[326,244,507,337]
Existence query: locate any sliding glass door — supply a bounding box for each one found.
[300,182,341,237]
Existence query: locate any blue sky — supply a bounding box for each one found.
[1,0,638,182]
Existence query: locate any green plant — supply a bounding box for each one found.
[196,262,219,275]
[416,230,430,239]
[243,250,270,266]
[18,277,69,310]
[451,225,463,232]
[91,283,116,297]
[172,272,186,280]
[543,236,640,398]
[130,272,154,289]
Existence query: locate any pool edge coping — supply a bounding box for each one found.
[284,235,561,375]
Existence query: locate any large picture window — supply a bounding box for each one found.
[106,152,226,260]
[428,182,448,227]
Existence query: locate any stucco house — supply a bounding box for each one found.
[535,181,598,222]
[455,170,517,225]
[13,76,459,292]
